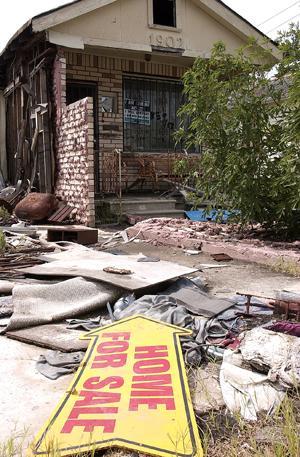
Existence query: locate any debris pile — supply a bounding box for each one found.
[126,218,300,267]
[0,223,299,456]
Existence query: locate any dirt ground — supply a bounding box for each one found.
[98,229,300,299]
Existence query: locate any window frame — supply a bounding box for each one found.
[147,0,182,32]
[122,74,186,154]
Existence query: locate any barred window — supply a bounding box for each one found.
[123,76,183,152]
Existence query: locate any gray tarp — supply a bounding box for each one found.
[112,294,237,364]
[3,277,121,333]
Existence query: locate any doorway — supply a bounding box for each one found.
[66,81,100,194]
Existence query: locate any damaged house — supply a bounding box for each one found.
[0,0,280,226]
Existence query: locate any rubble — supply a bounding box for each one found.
[126,218,300,268]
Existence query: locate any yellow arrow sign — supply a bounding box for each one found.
[29,315,203,457]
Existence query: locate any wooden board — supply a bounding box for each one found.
[20,251,197,291]
[6,324,88,352]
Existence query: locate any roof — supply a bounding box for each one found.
[1,0,280,59]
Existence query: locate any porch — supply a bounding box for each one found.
[57,47,200,225]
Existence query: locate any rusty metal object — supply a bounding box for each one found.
[211,253,233,262]
[14,193,58,221]
[103,267,132,275]
[236,291,300,320]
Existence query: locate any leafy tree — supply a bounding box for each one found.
[176,26,300,236]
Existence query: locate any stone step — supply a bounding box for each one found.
[126,209,185,220]
[107,198,178,213]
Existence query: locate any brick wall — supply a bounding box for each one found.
[54,96,95,226]
[64,51,188,193]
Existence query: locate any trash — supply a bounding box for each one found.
[47,226,98,245]
[189,363,225,415]
[198,263,231,269]
[103,266,132,275]
[273,290,300,320]
[236,291,274,315]
[184,249,201,255]
[36,350,85,380]
[30,316,203,457]
[220,350,285,421]
[211,253,233,262]
[110,293,238,365]
[48,204,73,223]
[265,321,300,337]
[185,209,239,223]
[239,327,300,389]
[126,218,299,267]
[7,324,89,352]
[160,277,233,317]
[137,255,160,262]
[3,277,121,333]
[15,193,58,221]
[20,249,197,291]
[66,316,103,331]
[0,296,13,317]
[113,294,136,320]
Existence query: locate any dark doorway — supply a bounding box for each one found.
[66,81,100,194]
[153,0,176,27]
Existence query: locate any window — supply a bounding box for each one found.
[153,0,176,28]
[123,76,183,152]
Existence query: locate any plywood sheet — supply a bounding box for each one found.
[20,250,197,291]
[6,324,88,352]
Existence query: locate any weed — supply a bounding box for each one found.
[0,230,5,253]
[0,206,10,223]
[271,257,300,277]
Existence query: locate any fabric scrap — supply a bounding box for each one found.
[239,327,300,389]
[265,321,300,337]
[36,350,85,380]
[220,350,285,421]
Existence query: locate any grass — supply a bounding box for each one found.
[271,257,300,277]
[0,230,5,253]
[1,391,299,457]
[0,206,11,223]
[199,391,300,457]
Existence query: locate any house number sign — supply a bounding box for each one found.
[149,33,184,49]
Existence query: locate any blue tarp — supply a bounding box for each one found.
[185,209,239,223]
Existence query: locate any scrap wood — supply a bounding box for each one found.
[19,249,197,291]
[211,253,233,262]
[103,267,132,275]
[48,204,73,223]
[6,324,89,352]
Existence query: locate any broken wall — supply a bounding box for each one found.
[55,96,95,226]
[65,50,188,194]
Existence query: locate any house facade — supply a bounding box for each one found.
[0,0,280,225]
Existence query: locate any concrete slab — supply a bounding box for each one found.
[0,336,72,450]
